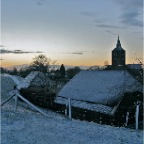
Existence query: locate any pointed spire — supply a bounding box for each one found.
[116,35,121,48]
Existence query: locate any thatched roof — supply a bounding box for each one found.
[58,70,142,105]
[17,71,48,90]
[55,70,142,115]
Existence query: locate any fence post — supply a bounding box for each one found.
[135,103,139,130]
[14,89,19,112]
[68,98,72,120]
[14,95,18,112]
[125,112,129,127]
[65,105,67,117]
[65,104,68,117]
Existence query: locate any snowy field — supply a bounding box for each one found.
[1,74,143,144]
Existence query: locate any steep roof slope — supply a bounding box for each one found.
[1,74,23,103]
[58,70,142,106]
[17,71,46,90]
[17,71,39,89]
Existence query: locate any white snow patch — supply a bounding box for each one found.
[1,74,23,85]
[56,97,113,115]
[1,101,143,144]
[1,74,143,144]
[17,71,40,90]
[58,70,142,106]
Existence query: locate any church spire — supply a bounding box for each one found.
[118,35,119,41]
[112,36,126,67]
[116,35,121,48]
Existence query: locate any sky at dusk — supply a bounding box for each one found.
[1,0,143,68]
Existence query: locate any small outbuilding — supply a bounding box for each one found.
[19,71,56,108]
[55,70,142,118]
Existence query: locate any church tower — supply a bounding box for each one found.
[112,36,126,67]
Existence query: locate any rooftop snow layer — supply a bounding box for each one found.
[1,74,23,85]
[17,71,41,90]
[55,97,113,115]
[1,74,23,103]
[58,70,142,106]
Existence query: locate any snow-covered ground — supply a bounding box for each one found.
[1,74,143,144]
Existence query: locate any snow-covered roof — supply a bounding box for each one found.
[1,74,23,85]
[17,71,43,90]
[1,74,24,103]
[57,70,142,106]
[55,97,113,115]
[127,64,142,69]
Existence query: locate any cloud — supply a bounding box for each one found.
[0,49,11,54]
[113,0,143,27]
[114,0,143,8]
[71,52,83,55]
[105,30,118,36]
[0,45,6,48]
[81,1,142,29]
[13,50,42,54]
[63,51,84,55]
[96,24,126,29]
[0,49,42,54]
[120,11,143,27]
[81,11,96,18]
[34,0,45,6]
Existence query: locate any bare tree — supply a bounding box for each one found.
[67,66,81,79]
[30,54,57,73]
[103,61,109,69]
[88,65,103,71]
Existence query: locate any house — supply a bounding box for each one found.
[55,70,142,116]
[17,71,49,90]
[17,71,56,108]
[126,64,142,70]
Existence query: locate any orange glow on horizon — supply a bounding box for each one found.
[1,52,141,68]
[1,58,106,68]
[1,58,135,68]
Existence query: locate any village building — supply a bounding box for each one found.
[17,71,49,90]
[17,71,56,108]
[110,36,142,70]
[112,36,126,68]
[55,36,143,126]
[55,70,142,114]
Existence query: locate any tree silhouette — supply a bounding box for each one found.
[31,54,56,73]
[67,66,81,79]
[60,64,65,77]
[11,67,18,75]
